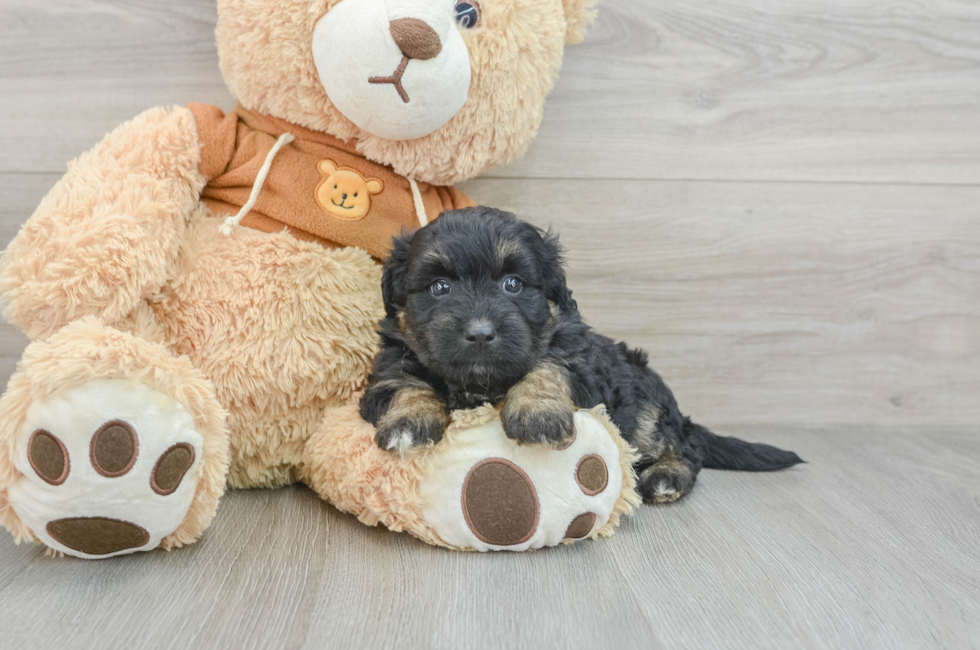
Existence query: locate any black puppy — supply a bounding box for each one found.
[360,207,802,503]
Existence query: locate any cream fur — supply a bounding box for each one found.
[217,0,597,185]
[0,106,385,550]
[0,0,622,555]
[563,0,599,45]
[305,404,637,550]
[0,318,229,550]
[155,216,383,489]
[0,106,205,341]
[303,402,451,548]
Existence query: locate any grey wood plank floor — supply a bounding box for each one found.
[1,1,978,649]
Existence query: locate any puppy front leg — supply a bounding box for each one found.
[502,362,575,447]
[361,377,449,453]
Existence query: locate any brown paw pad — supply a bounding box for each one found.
[575,454,608,495]
[90,420,138,478]
[564,512,597,540]
[462,458,540,546]
[151,443,196,496]
[28,429,69,486]
[46,517,150,556]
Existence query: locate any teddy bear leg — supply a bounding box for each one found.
[0,318,229,558]
[302,404,449,547]
[303,405,640,551]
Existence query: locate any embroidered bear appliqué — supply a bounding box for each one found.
[314,159,384,220]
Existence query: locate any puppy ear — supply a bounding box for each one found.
[382,231,413,319]
[539,230,577,312]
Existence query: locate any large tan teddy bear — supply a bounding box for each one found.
[0,0,638,558]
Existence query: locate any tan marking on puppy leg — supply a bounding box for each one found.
[640,449,694,504]
[502,363,575,445]
[505,363,572,417]
[633,405,665,460]
[377,386,449,452]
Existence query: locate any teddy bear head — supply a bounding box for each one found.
[216,0,597,186]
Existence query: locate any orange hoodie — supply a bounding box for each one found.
[189,103,474,259]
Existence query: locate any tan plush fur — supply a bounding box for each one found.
[589,406,642,538]
[0,107,206,341]
[0,103,384,547]
[0,318,229,549]
[0,0,619,553]
[305,404,636,549]
[562,0,599,45]
[303,403,450,548]
[217,0,596,186]
[155,216,383,489]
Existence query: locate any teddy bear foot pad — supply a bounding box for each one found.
[420,410,631,551]
[8,379,203,558]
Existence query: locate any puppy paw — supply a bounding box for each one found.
[375,415,445,453]
[502,401,576,448]
[637,457,697,504]
[373,386,449,453]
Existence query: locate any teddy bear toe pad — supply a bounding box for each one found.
[9,379,202,558]
[421,411,624,552]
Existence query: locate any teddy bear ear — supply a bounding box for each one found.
[563,0,599,44]
[318,159,338,176]
[366,179,384,195]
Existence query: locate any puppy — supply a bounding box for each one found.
[360,207,802,503]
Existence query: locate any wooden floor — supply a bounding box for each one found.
[1,1,979,648]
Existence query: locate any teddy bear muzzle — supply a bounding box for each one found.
[312,0,472,141]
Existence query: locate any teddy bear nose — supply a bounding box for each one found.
[389,18,442,61]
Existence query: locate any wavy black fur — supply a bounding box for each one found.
[360,207,803,503]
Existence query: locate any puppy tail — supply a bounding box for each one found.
[690,422,804,471]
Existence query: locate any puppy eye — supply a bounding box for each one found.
[430,279,452,297]
[502,276,523,294]
[453,0,482,29]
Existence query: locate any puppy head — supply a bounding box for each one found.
[383,207,574,389]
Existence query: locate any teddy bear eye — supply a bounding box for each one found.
[354,193,358,197]
[333,184,338,189]
[453,0,481,29]
[430,279,452,297]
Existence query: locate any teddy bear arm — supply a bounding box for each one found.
[0,106,208,340]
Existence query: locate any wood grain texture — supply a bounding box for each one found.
[0,427,977,650]
[512,0,980,184]
[459,178,980,430]
[1,0,979,648]
[2,0,980,183]
[6,174,975,430]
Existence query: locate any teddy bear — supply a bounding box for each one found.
[0,0,639,558]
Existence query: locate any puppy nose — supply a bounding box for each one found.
[465,321,496,345]
[389,18,442,60]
